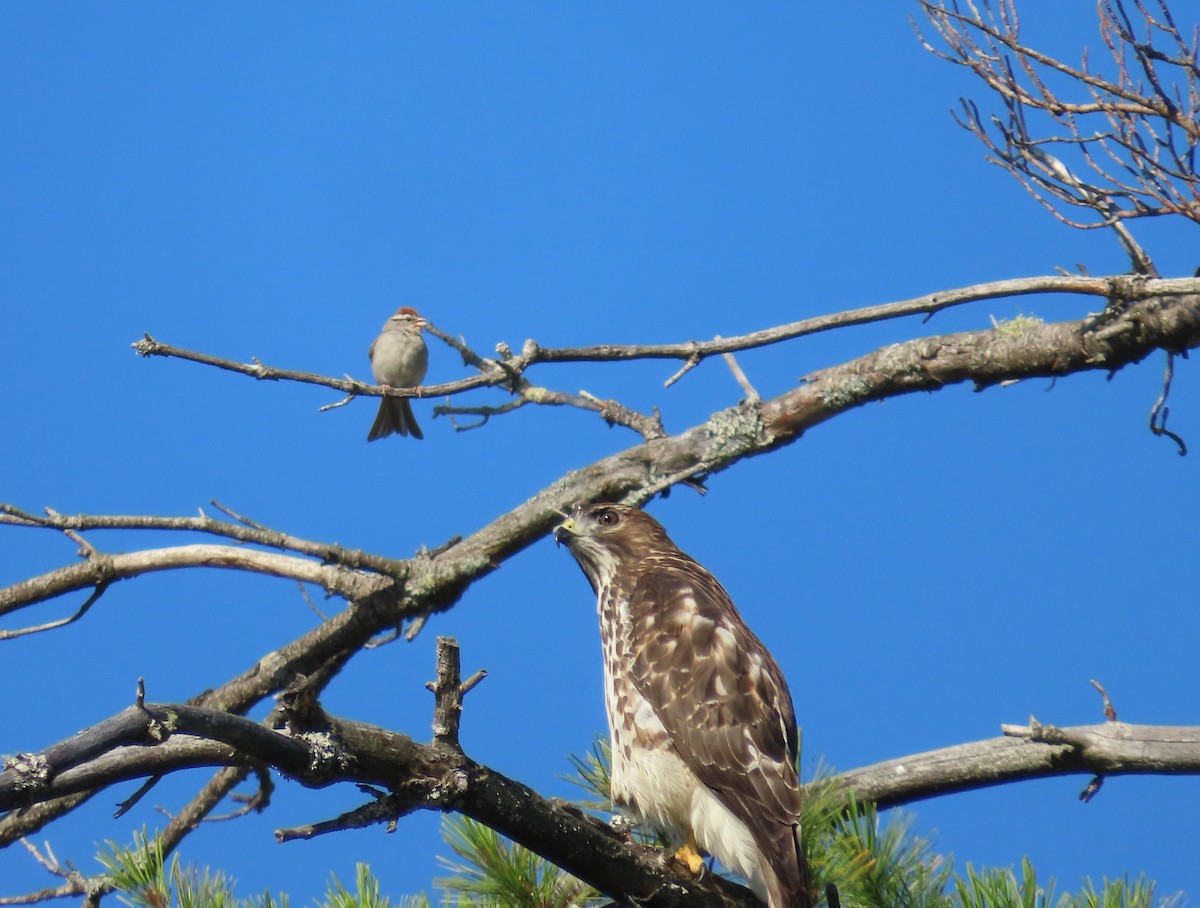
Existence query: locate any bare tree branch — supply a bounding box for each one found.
[838,720,1200,807]
[0,503,411,574]
[4,673,1198,907]
[916,0,1200,250]
[0,544,390,630]
[131,277,1200,414]
[0,683,763,907]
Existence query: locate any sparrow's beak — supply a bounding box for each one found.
[553,518,579,547]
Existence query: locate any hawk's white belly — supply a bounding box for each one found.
[605,667,768,899]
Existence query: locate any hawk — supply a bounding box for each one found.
[554,503,808,908]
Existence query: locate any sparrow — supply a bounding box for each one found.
[367,306,429,441]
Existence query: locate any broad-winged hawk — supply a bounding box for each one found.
[555,503,807,908]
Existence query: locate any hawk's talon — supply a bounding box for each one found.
[673,835,706,877]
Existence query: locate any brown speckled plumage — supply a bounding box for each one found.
[555,504,807,908]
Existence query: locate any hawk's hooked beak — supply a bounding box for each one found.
[553,517,579,547]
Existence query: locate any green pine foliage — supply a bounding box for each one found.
[430,816,601,907]
[805,785,953,908]
[319,864,392,908]
[96,828,287,908]
[90,745,1182,908]
[97,828,173,908]
[955,859,1180,908]
[564,737,614,814]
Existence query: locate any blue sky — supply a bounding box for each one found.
[3,3,1199,904]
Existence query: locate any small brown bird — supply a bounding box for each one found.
[367,307,429,441]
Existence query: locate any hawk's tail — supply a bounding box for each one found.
[762,821,812,908]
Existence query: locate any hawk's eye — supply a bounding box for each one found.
[595,509,620,527]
